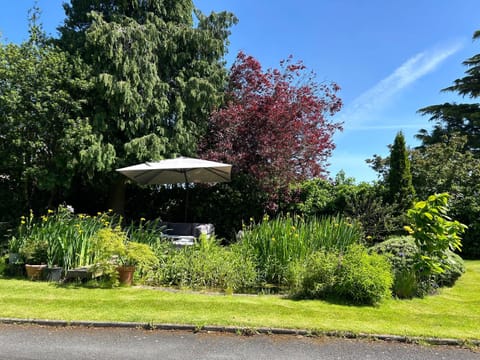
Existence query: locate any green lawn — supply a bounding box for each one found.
[1,261,479,341]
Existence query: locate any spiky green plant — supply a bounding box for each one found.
[239,214,364,285]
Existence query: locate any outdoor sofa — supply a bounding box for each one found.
[160,222,214,247]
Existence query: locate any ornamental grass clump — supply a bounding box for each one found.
[239,214,363,286]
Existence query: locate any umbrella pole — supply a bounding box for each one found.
[184,184,189,222]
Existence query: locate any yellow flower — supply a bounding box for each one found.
[140,217,146,222]
[20,220,26,225]
[404,225,414,234]
[47,209,54,214]
[108,209,113,213]
[41,215,48,222]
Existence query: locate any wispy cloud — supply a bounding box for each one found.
[339,41,464,127]
[348,124,421,131]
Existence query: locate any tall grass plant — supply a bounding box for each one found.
[239,214,364,285]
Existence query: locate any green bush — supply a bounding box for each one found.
[287,251,338,299]
[371,235,466,298]
[437,250,465,287]
[150,236,257,292]
[405,193,467,276]
[334,245,393,305]
[290,245,393,305]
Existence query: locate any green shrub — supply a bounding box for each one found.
[334,245,393,305]
[150,236,257,292]
[436,250,465,287]
[371,235,465,298]
[287,251,338,299]
[405,193,467,276]
[290,245,393,305]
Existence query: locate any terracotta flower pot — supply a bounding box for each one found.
[117,265,136,286]
[25,264,47,281]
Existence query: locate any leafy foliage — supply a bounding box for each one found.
[410,135,480,258]
[290,176,402,243]
[290,245,393,305]
[417,31,480,154]
[372,235,465,298]
[149,235,257,292]
[404,193,467,276]
[55,0,237,212]
[201,52,342,211]
[0,10,100,218]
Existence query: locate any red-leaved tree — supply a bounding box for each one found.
[200,52,343,211]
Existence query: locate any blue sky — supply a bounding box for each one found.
[1,1,479,182]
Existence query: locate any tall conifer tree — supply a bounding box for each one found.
[57,0,237,211]
[418,30,480,154]
[386,131,415,210]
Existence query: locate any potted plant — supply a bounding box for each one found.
[7,235,23,265]
[20,238,48,280]
[117,242,158,286]
[90,227,157,286]
[45,241,63,282]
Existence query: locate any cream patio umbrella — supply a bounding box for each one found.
[116,157,232,220]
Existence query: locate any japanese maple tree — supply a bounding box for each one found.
[200,52,343,211]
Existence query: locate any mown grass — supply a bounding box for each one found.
[0,261,479,340]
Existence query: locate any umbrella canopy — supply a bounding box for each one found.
[116,157,232,186]
[116,157,232,221]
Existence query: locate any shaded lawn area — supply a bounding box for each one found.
[0,261,479,340]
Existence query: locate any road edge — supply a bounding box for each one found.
[0,317,479,348]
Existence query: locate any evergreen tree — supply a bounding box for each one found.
[417,30,480,154]
[386,131,415,210]
[57,0,237,212]
[0,7,100,219]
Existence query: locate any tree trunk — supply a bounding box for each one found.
[108,178,126,215]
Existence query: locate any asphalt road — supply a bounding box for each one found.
[0,324,478,360]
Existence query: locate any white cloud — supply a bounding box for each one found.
[348,124,421,131]
[338,41,464,127]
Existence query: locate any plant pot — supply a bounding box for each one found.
[25,264,47,281]
[45,266,63,282]
[65,266,102,282]
[8,252,20,264]
[117,265,135,286]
